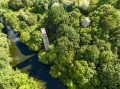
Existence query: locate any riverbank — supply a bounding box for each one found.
[0,19,67,89]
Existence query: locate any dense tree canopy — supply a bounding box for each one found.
[1,0,120,89]
[98,60,120,89]
[0,32,46,89]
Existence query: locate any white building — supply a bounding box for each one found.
[82,17,91,28]
[41,28,50,51]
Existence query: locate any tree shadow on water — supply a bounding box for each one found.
[14,55,67,89]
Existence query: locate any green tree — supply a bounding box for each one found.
[0,33,46,89]
[76,45,100,64]
[50,60,97,89]
[74,0,90,10]
[31,30,42,45]
[48,5,66,29]
[1,71,46,89]
[68,8,82,28]
[25,30,43,51]
[4,12,21,32]
[18,10,38,26]
[99,50,117,63]
[55,37,73,55]
[34,0,49,13]
[21,0,34,7]
[38,45,57,64]
[98,61,120,89]
[100,0,118,6]
[100,15,117,30]
[0,23,4,33]
[0,0,9,8]
[79,28,92,45]
[20,32,31,43]
[20,21,28,30]
[8,0,24,10]
[56,24,80,49]
[25,14,38,26]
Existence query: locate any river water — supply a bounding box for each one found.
[0,19,67,89]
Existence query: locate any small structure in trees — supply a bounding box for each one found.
[82,17,90,28]
[41,28,50,51]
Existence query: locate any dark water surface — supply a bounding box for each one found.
[0,19,67,89]
[14,55,67,89]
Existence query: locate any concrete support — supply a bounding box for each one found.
[41,28,50,51]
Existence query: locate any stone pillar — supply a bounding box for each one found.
[41,28,50,51]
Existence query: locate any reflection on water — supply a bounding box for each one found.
[0,18,67,89]
[7,30,19,42]
[20,65,32,74]
[10,41,33,67]
[14,55,67,89]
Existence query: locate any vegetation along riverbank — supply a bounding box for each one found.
[0,0,120,89]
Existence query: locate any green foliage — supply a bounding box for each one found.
[1,1,120,89]
[29,43,39,51]
[50,60,96,89]
[43,3,120,89]
[0,34,13,81]
[48,5,66,28]
[20,21,28,30]
[8,0,24,10]
[18,10,38,26]
[31,30,42,44]
[100,0,118,6]
[0,33,46,89]
[8,0,34,10]
[99,50,117,63]
[116,0,120,8]
[88,0,99,11]
[56,37,73,54]
[100,15,117,30]
[25,14,38,26]
[98,61,120,89]
[79,27,92,45]
[20,32,31,43]
[68,8,82,28]
[20,30,42,51]
[1,71,46,89]
[74,0,90,10]
[34,0,49,13]
[0,0,9,8]
[21,0,34,7]
[27,30,42,51]
[56,24,80,49]
[0,23,4,30]
[38,45,57,64]
[4,10,38,32]
[4,11,21,32]
[76,45,100,64]
[0,49,12,78]
[0,9,8,18]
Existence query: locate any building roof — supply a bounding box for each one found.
[84,17,91,22]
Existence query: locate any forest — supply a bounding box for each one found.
[0,0,120,89]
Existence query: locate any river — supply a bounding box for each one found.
[0,19,67,89]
